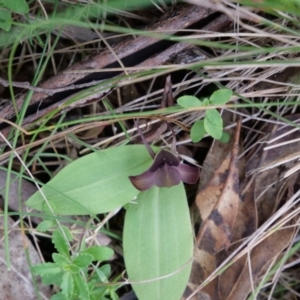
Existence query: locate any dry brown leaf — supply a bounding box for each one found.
[185,115,300,300]
[196,119,241,252]
[231,178,257,241]
[219,227,295,300]
[184,248,216,300]
[0,212,51,299]
[183,120,242,300]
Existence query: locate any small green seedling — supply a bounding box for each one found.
[32,228,115,300]
[177,89,232,143]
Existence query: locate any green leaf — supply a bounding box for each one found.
[93,268,109,283]
[68,264,81,274]
[202,98,210,106]
[177,95,202,108]
[219,131,231,143]
[123,184,193,300]
[110,289,119,300]
[0,9,11,31]
[2,0,29,13]
[91,264,111,283]
[42,272,63,286]
[87,279,96,292]
[82,246,114,262]
[204,109,223,139]
[50,292,67,300]
[52,230,70,258]
[60,225,73,241]
[53,253,70,267]
[72,253,94,268]
[61,272,74,299]
[36,219,56,232]
[205,109,223,126]
[209,89,232,105]
[73,273,89,300]
[26,145,157,215]
[32,262,61,277]
[191,120,206,143]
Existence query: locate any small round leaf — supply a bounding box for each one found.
[204,109,223,139]
[210,89,232,105]
[177,95,202,108]
[191,120,206,143]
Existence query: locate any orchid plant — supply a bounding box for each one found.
[26,78,231,300]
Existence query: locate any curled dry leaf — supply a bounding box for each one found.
[184,120,242,300]
[196,119,241,253]
[184,118,260,300]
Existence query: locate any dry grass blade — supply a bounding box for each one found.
[219,227,296,300]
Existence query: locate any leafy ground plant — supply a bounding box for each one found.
[32,228,115,300]
[177,89,232,143]
[0,0,29,31]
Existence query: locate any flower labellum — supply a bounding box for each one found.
[129,149,200,191]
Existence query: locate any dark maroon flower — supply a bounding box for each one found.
[129,149,200,191]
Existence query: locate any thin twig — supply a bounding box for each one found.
[0,78,105,96]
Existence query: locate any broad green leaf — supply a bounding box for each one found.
[42,272,63,286]
[2,0,29,13]
[61,272,74,299]
[0,9,11,31]
[72,253,94,268]
[52,230,70,258]
[26,145,157,215]
[82,246,114,262]
[123,184,193,300]
[210,89,232,105]
[53,253,70,267]
[204,109,223,139]
[191,120,206,143]
[219,131,231,143]
[68,264,81,274]
[177,95,202,108]
[73,273,89,300]
[32,262,61,277]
